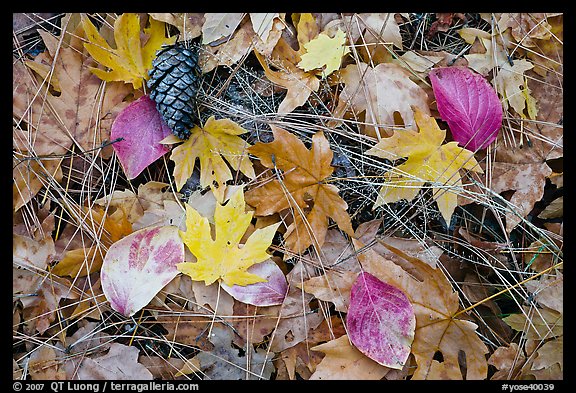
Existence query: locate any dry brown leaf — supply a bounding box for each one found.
[504,306,563,340]
[13,158,63,214]
[52,206,132,277]
[496,13,555,47]
[526,14,562,76]
[191,281,234,316]
[149,13,205,41]
[255,38,320,114]
[488,343,526,380]
[18,273,78,334]
[74,343,153,380]
[331,62,430,138]
[268,261,324,352]
[28,345,66,380]
[298,270,357,312]
[524,337,563,379]
[246,126,353,254]
[13,234,56,270]
[489,162,552,233]
[230,301,280,347]
[139,356,187,380]
[344,13,403,49]
[276,315,346,380]
[13,61,72,156]
[15,27,131,159]
[356,220,443,269]
[201,13,245,45]
[310,335,390,380]
[355,239,489,379]
[524,272,562,313]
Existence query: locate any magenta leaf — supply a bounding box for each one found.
[220,260,288,306]
[101,226,184,317]
[111,95,173,179]
[347,272,415,369]
[429,66,502,151]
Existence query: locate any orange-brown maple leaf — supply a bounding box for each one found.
[246,126,353,254]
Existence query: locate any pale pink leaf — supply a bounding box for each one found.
[347,272,415,369]
[429,66,502,151]
[111,95,173,179]
[101,226,184,317]
[220,259,287,306]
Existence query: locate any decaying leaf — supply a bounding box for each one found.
[101,226,184,317]
[246,126,353,254]
[13,27,130,158]
[73,343,153,380]
[525,337,563,379]
[201,13,245,45]
[503,306,563,340]
[299,270,357,312]
[82,13,176,89]
[310,335,390,380]
[13,157,63,213]
[178,187,280,287]
[255,38,320,114]
[170,116,255,202]
[347,272,415,369]
[332,62,430,138]
[193,325,275,380]
[52,205,132,277]
[149,13,205,41]
[28,345,66,380]
[268,261,324,353]
[488,343,526,380]
[367,108,482,224]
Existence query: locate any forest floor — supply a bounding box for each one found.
[13,13,563,381]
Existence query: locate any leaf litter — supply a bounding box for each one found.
[13,12,563,380]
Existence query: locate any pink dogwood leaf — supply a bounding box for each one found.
[429,66,502,151]
[220,259,288,306]
[347,272,415,369]
[101,226,184,317]
[111,95,173,179]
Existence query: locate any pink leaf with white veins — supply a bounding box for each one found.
[101,226,184,317]
[111,95,173,179]
[429,66,502,151]
[220,259,288,306]
[347,272,415,369]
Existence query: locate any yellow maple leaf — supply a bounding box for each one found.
[297,29,350,77]
[81,13,176,89]
[367,109,483,224]
[170,116,255,202]
[177,187,280,287]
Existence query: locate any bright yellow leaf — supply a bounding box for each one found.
[81,13,176,89]
[367,109,483,224]
[170,116,255,202]
[297,29,350,77]
[177,188,280,287]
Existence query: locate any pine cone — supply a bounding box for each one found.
[147,43,202,140]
